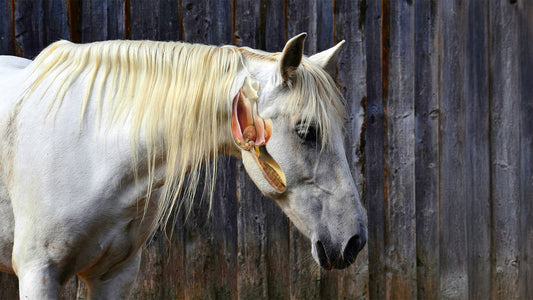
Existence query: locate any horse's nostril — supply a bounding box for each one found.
[343,234,366,263]
[315,240,332,270]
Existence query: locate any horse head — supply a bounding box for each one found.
[231,33,367,270]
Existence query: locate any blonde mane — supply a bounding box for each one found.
[24,39,345,227]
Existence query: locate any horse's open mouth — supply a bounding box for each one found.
[231,78,286,192]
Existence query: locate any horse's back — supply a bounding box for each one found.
[0,55,31,74]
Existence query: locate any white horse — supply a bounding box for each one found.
[0,33,366,299]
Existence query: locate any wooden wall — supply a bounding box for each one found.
[0,0,531,299]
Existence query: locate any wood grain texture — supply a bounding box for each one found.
[489,1,521,299]
[465,1,491,299]
[0,0,13,55]
[383,1,417,298]
[80,0,125,42]
[518,2,533,299]
[414,1,440,299]
[13,0,70,58]
[438,0,469,298]
[363,0,386,299]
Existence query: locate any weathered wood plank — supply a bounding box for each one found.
[236,162,268,299]
[129,0,162,40]
[286,0,315,53]
[438,0,469,298]
[206,0,233,46]
[334,1,368,299]
[465,1,491,299]
[0,0,14,55]
[13,0,70,58]
[383,0,417,298]
[181,0,208,43]
[489,1,521,299]
[363,0,386,299]
[414,0,440,299]
[518,2,533,298]
[80,0,125,42]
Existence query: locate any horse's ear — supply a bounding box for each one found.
[280,33,307,82]
[309,40,345,70]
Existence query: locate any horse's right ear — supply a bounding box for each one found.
[280,33,307,82]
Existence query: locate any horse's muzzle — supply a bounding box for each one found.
[314,233,366,270]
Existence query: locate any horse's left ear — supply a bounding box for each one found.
[280,33,307,82]
[309,40,345,70]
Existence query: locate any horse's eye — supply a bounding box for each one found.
[296,123,319,143]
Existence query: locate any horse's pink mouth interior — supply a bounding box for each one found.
[231,90,270,149]
[231,89,285,192]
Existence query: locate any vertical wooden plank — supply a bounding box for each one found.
[181,0,208,43]
[0,0,14,55]
[157,0,180,42]
[364,0,386,299]
[518,1,533,298]
[206,0,233,45]
[383,1,417,299]
[13,0,70,58]
[315,0,333,52]
[438,0,468,298]
[489,1,521,298]
[414,0,440,299]
[80,0,125,42]
[234,2,269,299]
[236,162,268,299]
[129,0,160,40]
[209,157,238,300]
[335,0,369,299]
[286,0,316,53]
[465,1,491,299]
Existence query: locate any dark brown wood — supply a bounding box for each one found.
[0,0,13,55]
[489,1,521,298]
[13,0,70,58]
[518,2,533,299]
[414,1,440,299]
[438,1,469,298]
[465,1,491,299]
[286,0,314,53]
[364,0,387,299]
[80,0,125,42]
[383,1,417,298]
